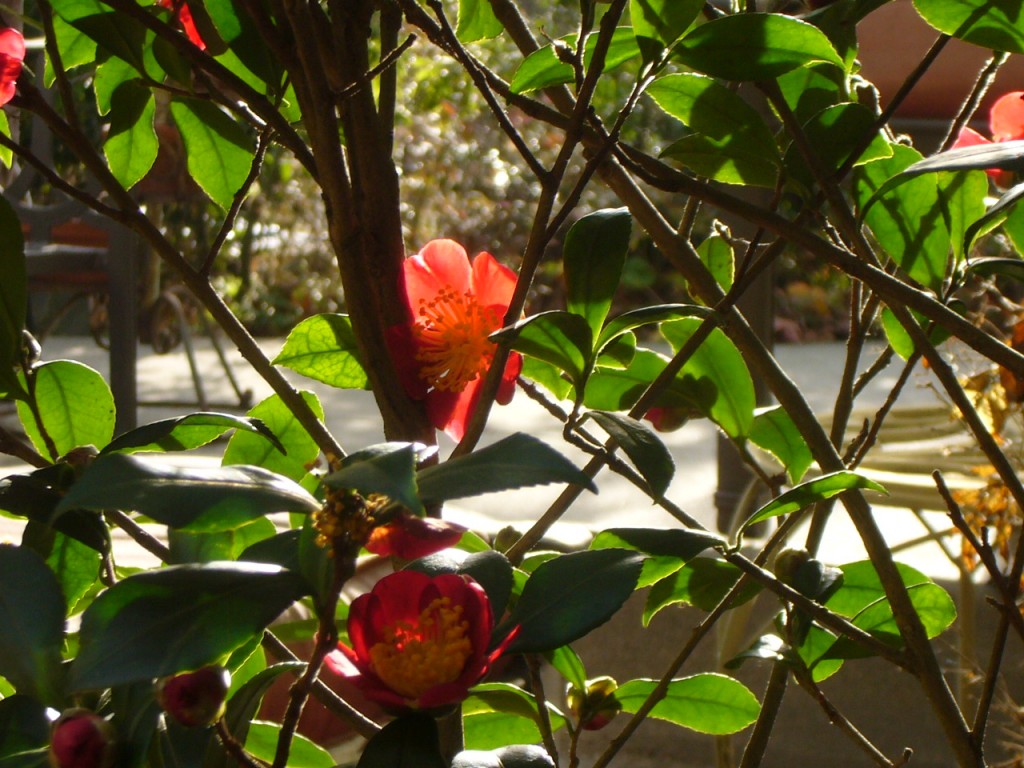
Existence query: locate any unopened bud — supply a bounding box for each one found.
[48,709,115,768]
[567,676,621,731]
[156,666,231,727]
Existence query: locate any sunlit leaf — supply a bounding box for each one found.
[102,412,283,455]
[170,98,254,210]
[913,0,1024,54]
[616,674,760,734]
[740,470,886,533]
[104,80,158,189]
[748,406,813,484]
[510,28,641,93]
[564,208,632,341]
[631,0,702,61]
[457,0,504,42]
[494,311,593,388]
[223,391,323,483]
[272,314,369,390]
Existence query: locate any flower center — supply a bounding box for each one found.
[412,287,499,392]
[368,596,474,701]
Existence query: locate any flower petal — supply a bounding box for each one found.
[991,91,1024,142]
[0,28,26,62]
[403,240,472,311]
[426,380,481,441]
[470,251,517,310]
[366,513,466,560]
[496,352,523,405]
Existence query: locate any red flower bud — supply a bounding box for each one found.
[156,666,231,727]
[48,710,115,768]
[567,676,621,731]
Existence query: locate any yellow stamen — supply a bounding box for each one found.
[413,287,499,391]
[368,596,473,700]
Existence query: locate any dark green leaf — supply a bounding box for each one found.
[775,62,844,124]
[495,549,644,653]
[324,442,425,517]
[494,311,593,388]
[1,469,110,555]
[272,314,369,390]
[457,0,504,42]
[674,13,843,81]
[111,681,164,768]
[661,132,780,187]
[357,714,445,768]
[0,195,25,399]
[54,454,320,532]
[453,745,555,768]
[0,545,66,705]
[782,102,892,194]
[44,532,101,613]
[591,526,723,588]
[222,392,323,484]
[17,361,115,460]
[103,412,283,455]
[204,0,282,86]
[0,695,53,758]
[509,28,641,94]
[748,406,813,484]
[238,529,301,572]
[170,98,254,210]
[616,674,760,734]
[644,558,759,622]
[964,181,1024,254]
[68,11,151,75]
[964,255,1024,284]
[104,80,158,189]
[417,433,595,503]
[855,144,952,290]
[71,562,309,690]
[661,319,755,437]
[631,0,702,61]
[586,410,674,498]
[595,304,710,353]
[168,517,277,564]
[564,208,632,341]
[913,0,1024,54]
[740,470,886,533]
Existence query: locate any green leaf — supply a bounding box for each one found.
[825,559,934,618]
[102,412,283,455]
[509,28,641,94]
[272,314,369,390]
[564,208,632,342]
[0,109,11,169]
[586,410,674,498]
[44,532,102,613]
[855,144,952,291]
[595,304,711,353]
[222,392,323,483]
[661,319,755,437]
[170,98,254,210]
[457,0,503,42]
[674,13,843,81]
[939,170,988,261]
[544,645,587,691]
[50,13,97,81]
[661,133,780,187]
[775,62,844,124]
[879,306,952,361]
[0,546,66,705]
[644,558,759,622]
[964,181,1024,255]
[418,433,595,503]
[54,454,320,532]
[631,0,702,61]
[740,470,887,534]
[462,683,566,751]
[357,714,446,768]
[17,361,115,461]
[66,10,151,75]
[648,73,781,187]
[104,80,158,190]
[494,311,593,388]
[0,195,25,399]
[324,442,424,517]
[782,102,893,195]
[0,695,53,758]
[696,235,734,293]
[495,549,644,653]
[204,0,283,87]
[616,674,760,734]
[748,406,813,484]
[245,722,333,768]
[964,255,1024,285]
[71,562,309,691]
[1,468,110,555]
[590,526,723,588]
[913,0,1024,54]
[168,517,277,564]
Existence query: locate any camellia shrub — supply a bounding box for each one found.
[3,0,1024,767]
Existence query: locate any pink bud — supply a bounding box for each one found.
[156,666,231,727]
[48,710,115,768]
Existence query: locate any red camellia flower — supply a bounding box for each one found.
[327,570,512,711]
[0,28,25,107]
[391,239,523,441]
[158,0,206,50]
[952,91,1024,187]
[365,512,466,560]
